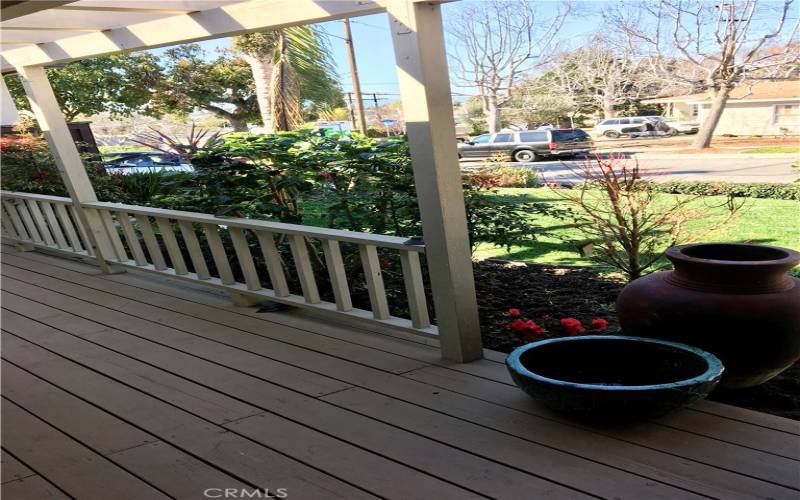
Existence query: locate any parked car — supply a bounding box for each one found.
[593,116,700,138]
[458,129,593,162]
[103,151,194,175]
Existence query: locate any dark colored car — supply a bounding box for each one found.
[102,151,193,174]
[457,129,593,162]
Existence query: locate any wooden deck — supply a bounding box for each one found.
[1,245,798,500]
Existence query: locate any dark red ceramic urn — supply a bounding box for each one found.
[617,243,800,388]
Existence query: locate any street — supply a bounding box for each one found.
[461,155,800,184]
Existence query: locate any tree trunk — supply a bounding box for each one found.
[227,115,249,132]
[692,87,730,149]
[241,53,273,132]
[486,95,502,134]
[602,96,616,119]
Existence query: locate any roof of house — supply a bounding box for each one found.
[643,80,800,104]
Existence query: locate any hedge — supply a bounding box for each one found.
[651,181,800,200]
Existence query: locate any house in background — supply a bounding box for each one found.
[644,80,800,136]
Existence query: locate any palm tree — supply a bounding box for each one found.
[233,26,341,132]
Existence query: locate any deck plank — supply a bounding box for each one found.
[0,332,376,500]
[11,250,796,437]
[0,293,598,499]
[1,449,36,484]
[3,271,797,498]
[3,362,255,498]
[1,399,169,500]
[1,475,69,500]
[2,246,799,499]
[0,318,491,499]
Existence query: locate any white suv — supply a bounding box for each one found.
[593,116,700,138]
[593,117,654,138]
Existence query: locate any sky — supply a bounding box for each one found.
[149,1,607,107]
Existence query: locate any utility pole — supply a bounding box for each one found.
[343,18,368,134]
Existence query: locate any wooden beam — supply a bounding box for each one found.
[387,1,483,362]
[1,0,387,70]
[0,1,75,21]
[53,6,193,15]
[1,27,102,32]
[14,65,115,272]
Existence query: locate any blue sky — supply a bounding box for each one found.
[154,1,604,107]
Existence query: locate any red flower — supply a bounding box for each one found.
[525,320,545,335]
[510,319,528,331]
[590,318,608,332]
[540,314,551,321]
[507,308,521,317]
[319,170,332,178]
[560,318,585,336]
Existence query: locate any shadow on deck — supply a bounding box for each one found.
[1,245,798,499]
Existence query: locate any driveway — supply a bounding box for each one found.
[461,155,800,184]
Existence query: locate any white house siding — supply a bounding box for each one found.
[667,100,800,136]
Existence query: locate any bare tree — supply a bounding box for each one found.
[554,36,654,119]
[447,0,571,133]
[610,0,799,148]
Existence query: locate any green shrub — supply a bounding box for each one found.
[118,170,193,205]
[464,165,540,188]
[0,134,126,202]
[652,181,799,200]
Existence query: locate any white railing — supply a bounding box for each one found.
[1,191,436,337]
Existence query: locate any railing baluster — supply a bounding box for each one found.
[178,220,210,280]
[40,201,68,249]
[288,234,320,303]
[400,250,431,329]
[2,201,30,240]
[229,227,261,290]
[138,215,168,270]
[98,209,129,262]
[154,217,187,275]
[116,212,147,266]
[25,199,55,246]
[359,244,390,320]
[1,205,20,238]
[68,205,93,255]
[203,224,235,285]
[54,204,83,252]
[321,239,352,312]
[255,231,289,297]
[15,200,43,243]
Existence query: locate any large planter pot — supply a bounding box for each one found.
[617,243,800,388]
[506,335,724,420]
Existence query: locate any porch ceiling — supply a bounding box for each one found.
[0,0,397,72]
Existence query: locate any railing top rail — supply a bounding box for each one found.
[84,201,425,252]
[1,191,73,204]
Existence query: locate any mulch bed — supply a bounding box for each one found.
[473,259,799,421]
[473,259,623,353]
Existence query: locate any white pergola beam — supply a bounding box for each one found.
[387,0,483,362]
[1,0,387,70]
[53,6,194,14]
[15,65,116,271]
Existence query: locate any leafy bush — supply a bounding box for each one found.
[551,155,741,281]
[118,170,193,205]
[0,134,126,202]
[464,165,540,188]
[652,181,799,200]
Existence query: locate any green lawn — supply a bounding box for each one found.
[742,146,800,154]
[474,188,800,266]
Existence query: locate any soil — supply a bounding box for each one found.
[474,259,800,421]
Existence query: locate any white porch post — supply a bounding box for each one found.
[1,76,21,126]
[387,1,482,362]
[14,65,115,272]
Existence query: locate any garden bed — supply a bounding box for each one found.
[475,259,799,421]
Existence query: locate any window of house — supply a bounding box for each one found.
[774,104,800,125]
[691,104,699,117]
[493,133,514,143]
